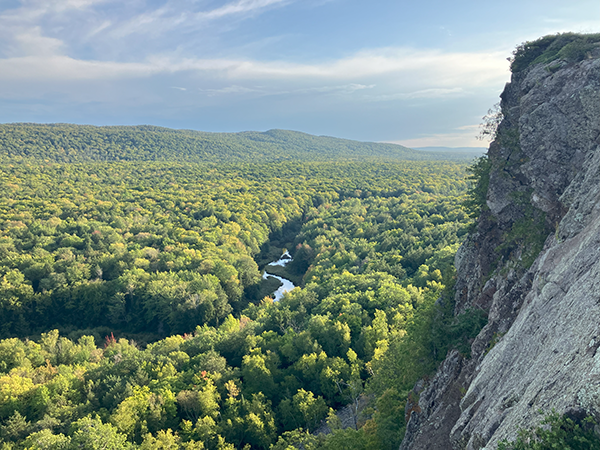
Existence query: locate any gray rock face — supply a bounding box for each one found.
[401,53,600,449]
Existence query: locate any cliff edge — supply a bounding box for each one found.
[401,33,600,450]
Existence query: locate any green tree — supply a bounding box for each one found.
[21,429,71,450]
[70,416,133,450]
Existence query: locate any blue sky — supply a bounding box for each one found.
[0,0,598,147]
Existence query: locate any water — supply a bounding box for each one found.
[262,251,295,301]
[267,250,292,267]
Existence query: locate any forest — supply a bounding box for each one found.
[0,124,476,164]
[0,125,484,449]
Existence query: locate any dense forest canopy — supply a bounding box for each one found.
[0,124,481,449]
[0,124,476,164]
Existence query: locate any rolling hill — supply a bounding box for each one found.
[0,123,473,163]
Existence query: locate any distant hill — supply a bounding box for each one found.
[0,123,474,163]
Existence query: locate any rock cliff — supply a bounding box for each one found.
[401,34,600,449]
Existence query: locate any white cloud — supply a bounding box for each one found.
[200,85,263,95]
[0,0,294,63]
[268,83,376,96]
[0,55,156,81]
[195,0,290,20]
[47,0,114,12]
[0,47,509,90]
[195,48,511,92]
[106,6,179,40]
[299,83,376,94]
[105,0,291,40]
[456,124,481,131]
[0,0,114,29]
[196,82,375,98]
[366,87,465,102]
[389,125,486,148]
[135,48,509,92]
[13,27,65,56]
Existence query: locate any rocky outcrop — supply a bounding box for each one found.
[401,36,600,450]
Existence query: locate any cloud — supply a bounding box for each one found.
[456,124,480,131]
[0,55,156,81]
[195,0,290,21]
[105,0,291,40]
[13,27,65,56]
[388,125,485,148]
[143,48,508,88]
[186,48,510,91]
[264,83,376,96]
[200,85,263,96]
[197,83,376,98]
[48,0,114,12]
[0,47,509,90]
[0,0,294,63]
[298,83,376,94]
[366,87,465,102]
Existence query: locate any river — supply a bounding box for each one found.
[262,251,296,301]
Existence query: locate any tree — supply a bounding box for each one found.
[21,429,71,450]
[70,416,133,449]
[111,386,177,443]
[176,380,220,423]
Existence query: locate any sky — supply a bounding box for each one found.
[0,0,598,147]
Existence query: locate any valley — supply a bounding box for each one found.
[0,127,474,449]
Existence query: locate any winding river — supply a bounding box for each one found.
[262,251,296,301]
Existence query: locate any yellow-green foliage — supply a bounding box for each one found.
[0,132,475,448]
